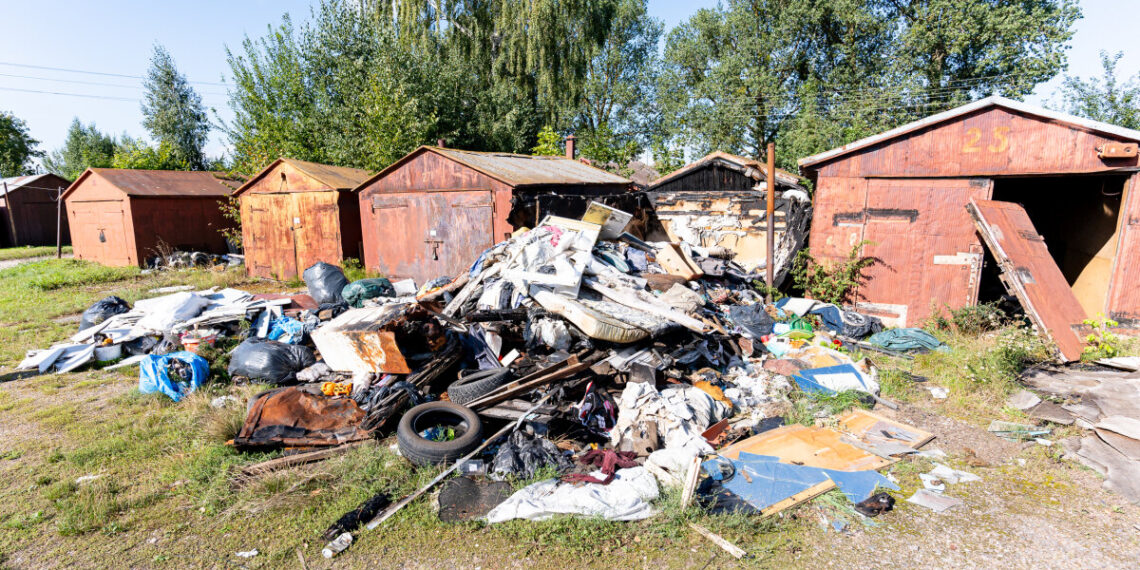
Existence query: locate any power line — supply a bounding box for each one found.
[0,86,138,102]
[0,72,232,97]
[0,61,228,87]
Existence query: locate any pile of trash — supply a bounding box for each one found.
[17,204,952,559]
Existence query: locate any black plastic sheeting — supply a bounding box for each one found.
[303,262,350,305]
[227,338,316,384]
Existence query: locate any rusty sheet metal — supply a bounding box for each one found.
[0,173,70,247]
[312,304,446,374]
[233,386,371,450]
[649,190,810,284]
[312,306,413,374]
[431,147,629,186]
[800,95,1140,171]
[968,199,1087,361]
[1107,173,1140,326]
[366,190,495,284]
[79,169,237,197]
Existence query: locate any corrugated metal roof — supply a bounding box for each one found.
[431,147,630,186]
[799,95,1140,169]
[649,151,803,189]
[282,158,372,190]
[87,169,238,197]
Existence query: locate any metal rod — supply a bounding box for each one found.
[765,142,776,301]
[56,186,63,258]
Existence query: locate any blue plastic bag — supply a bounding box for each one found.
[267,317,305,344]
[139,351,208,402]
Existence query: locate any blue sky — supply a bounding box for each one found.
[0,0,1133,160]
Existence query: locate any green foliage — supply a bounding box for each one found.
[0,246,71,262]
[1061,50,1140,129]
[0,111,42,177]
[111,138,190,171]
[929,302,1009,336]
[1082,314,1120,361]
[785,390,871,426]
[790,242,876,305]
[532,126,563,156]
[142,45,210,170]
[42,119,118,180]
[961,327,1051,385]
[658,0,1080,169]
[217,196,242,248]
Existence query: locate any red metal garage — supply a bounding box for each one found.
[800,96,1140,360]
[0,173,72,247]
[355,146,631,284]
[63,169,238,267]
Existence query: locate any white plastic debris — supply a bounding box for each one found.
[928,387,949,399]
[235,549,259,558]
[906,489,963,512]
[487,467,659,523]
[928,463,980,484]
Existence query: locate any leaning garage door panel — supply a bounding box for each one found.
[367,191,494,284]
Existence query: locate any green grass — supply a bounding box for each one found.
[0,245,72,262]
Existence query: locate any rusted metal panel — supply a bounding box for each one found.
[233,158,371,196]
[129,197,235,264]
[0,173,71,247]
[431,147,629,186]
[311,304,446,374]
[364,190,494,283]
[67,200,133,266]
[809,106,1140,179]
[1107,173,1140,325]
[854,178,992,325]
[649,151,802,190]
[808,176,868,260]
[968,199,1087,361]
[801,96,1140,174]
[291,192,343,272]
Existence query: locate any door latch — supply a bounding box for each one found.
[425,239,443,261]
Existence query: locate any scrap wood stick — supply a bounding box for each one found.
[689,523,746,559]
[364,390,559,531]
[240,440,374,478]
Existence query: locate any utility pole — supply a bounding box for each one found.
[56,186,63,258]
[765,142,775,302]
[2,181,16,247]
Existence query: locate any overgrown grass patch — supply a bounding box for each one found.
[0,246,72,262]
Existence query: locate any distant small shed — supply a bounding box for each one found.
[647,151,812,283]
[800,96,1140,360]
[356,146,632,284]
[0,173,72,247]
[234,158,372,280]
[63,169,237,267]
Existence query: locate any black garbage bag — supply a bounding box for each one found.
[342,278,395,308]
[303,262,350,305]
[78,296,131,331]
[227,338,316,385]
[491,431,573,480]
[727,304,776,338]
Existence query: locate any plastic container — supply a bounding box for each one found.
[94,344,122,363]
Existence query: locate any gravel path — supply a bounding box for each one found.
[0,254,73,270]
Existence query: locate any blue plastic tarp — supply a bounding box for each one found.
[139,351,208,402]
[267,317,305,344]
[793,364,878,395]
[867,328,947,352]
[702,452,899,510]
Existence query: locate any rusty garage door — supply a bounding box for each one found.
[70,201,133,266]
[368,190,494,284]
[968,199,1087,362]
[854,178,992,326]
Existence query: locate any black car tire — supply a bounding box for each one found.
[397,401,483,466]
[446,368,512,405]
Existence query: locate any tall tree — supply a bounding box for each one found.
[0,111,42,177]
[142,45,210,170]
[43,119,118,180]
[660,0,1079,168]
[1060,51,1140,130]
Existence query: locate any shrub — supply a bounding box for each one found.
[1082,314,1120,361]
[930,302,1008,335]
[789,242,876,305]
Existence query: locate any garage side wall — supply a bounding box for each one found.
[130,197,235,265]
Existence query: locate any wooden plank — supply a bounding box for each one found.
[836,409,935,449]
[968,199,1088,361]
[239,440,374,478]
[688,523,746,559]
[760,480,837,517]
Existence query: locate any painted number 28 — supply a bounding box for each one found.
[963,126,1010,153]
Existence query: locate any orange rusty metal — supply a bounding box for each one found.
[236,158,371,280]
[968,199,1087,361]
[1,173,71,247]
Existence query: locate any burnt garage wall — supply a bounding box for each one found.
[805,103,1140,326]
